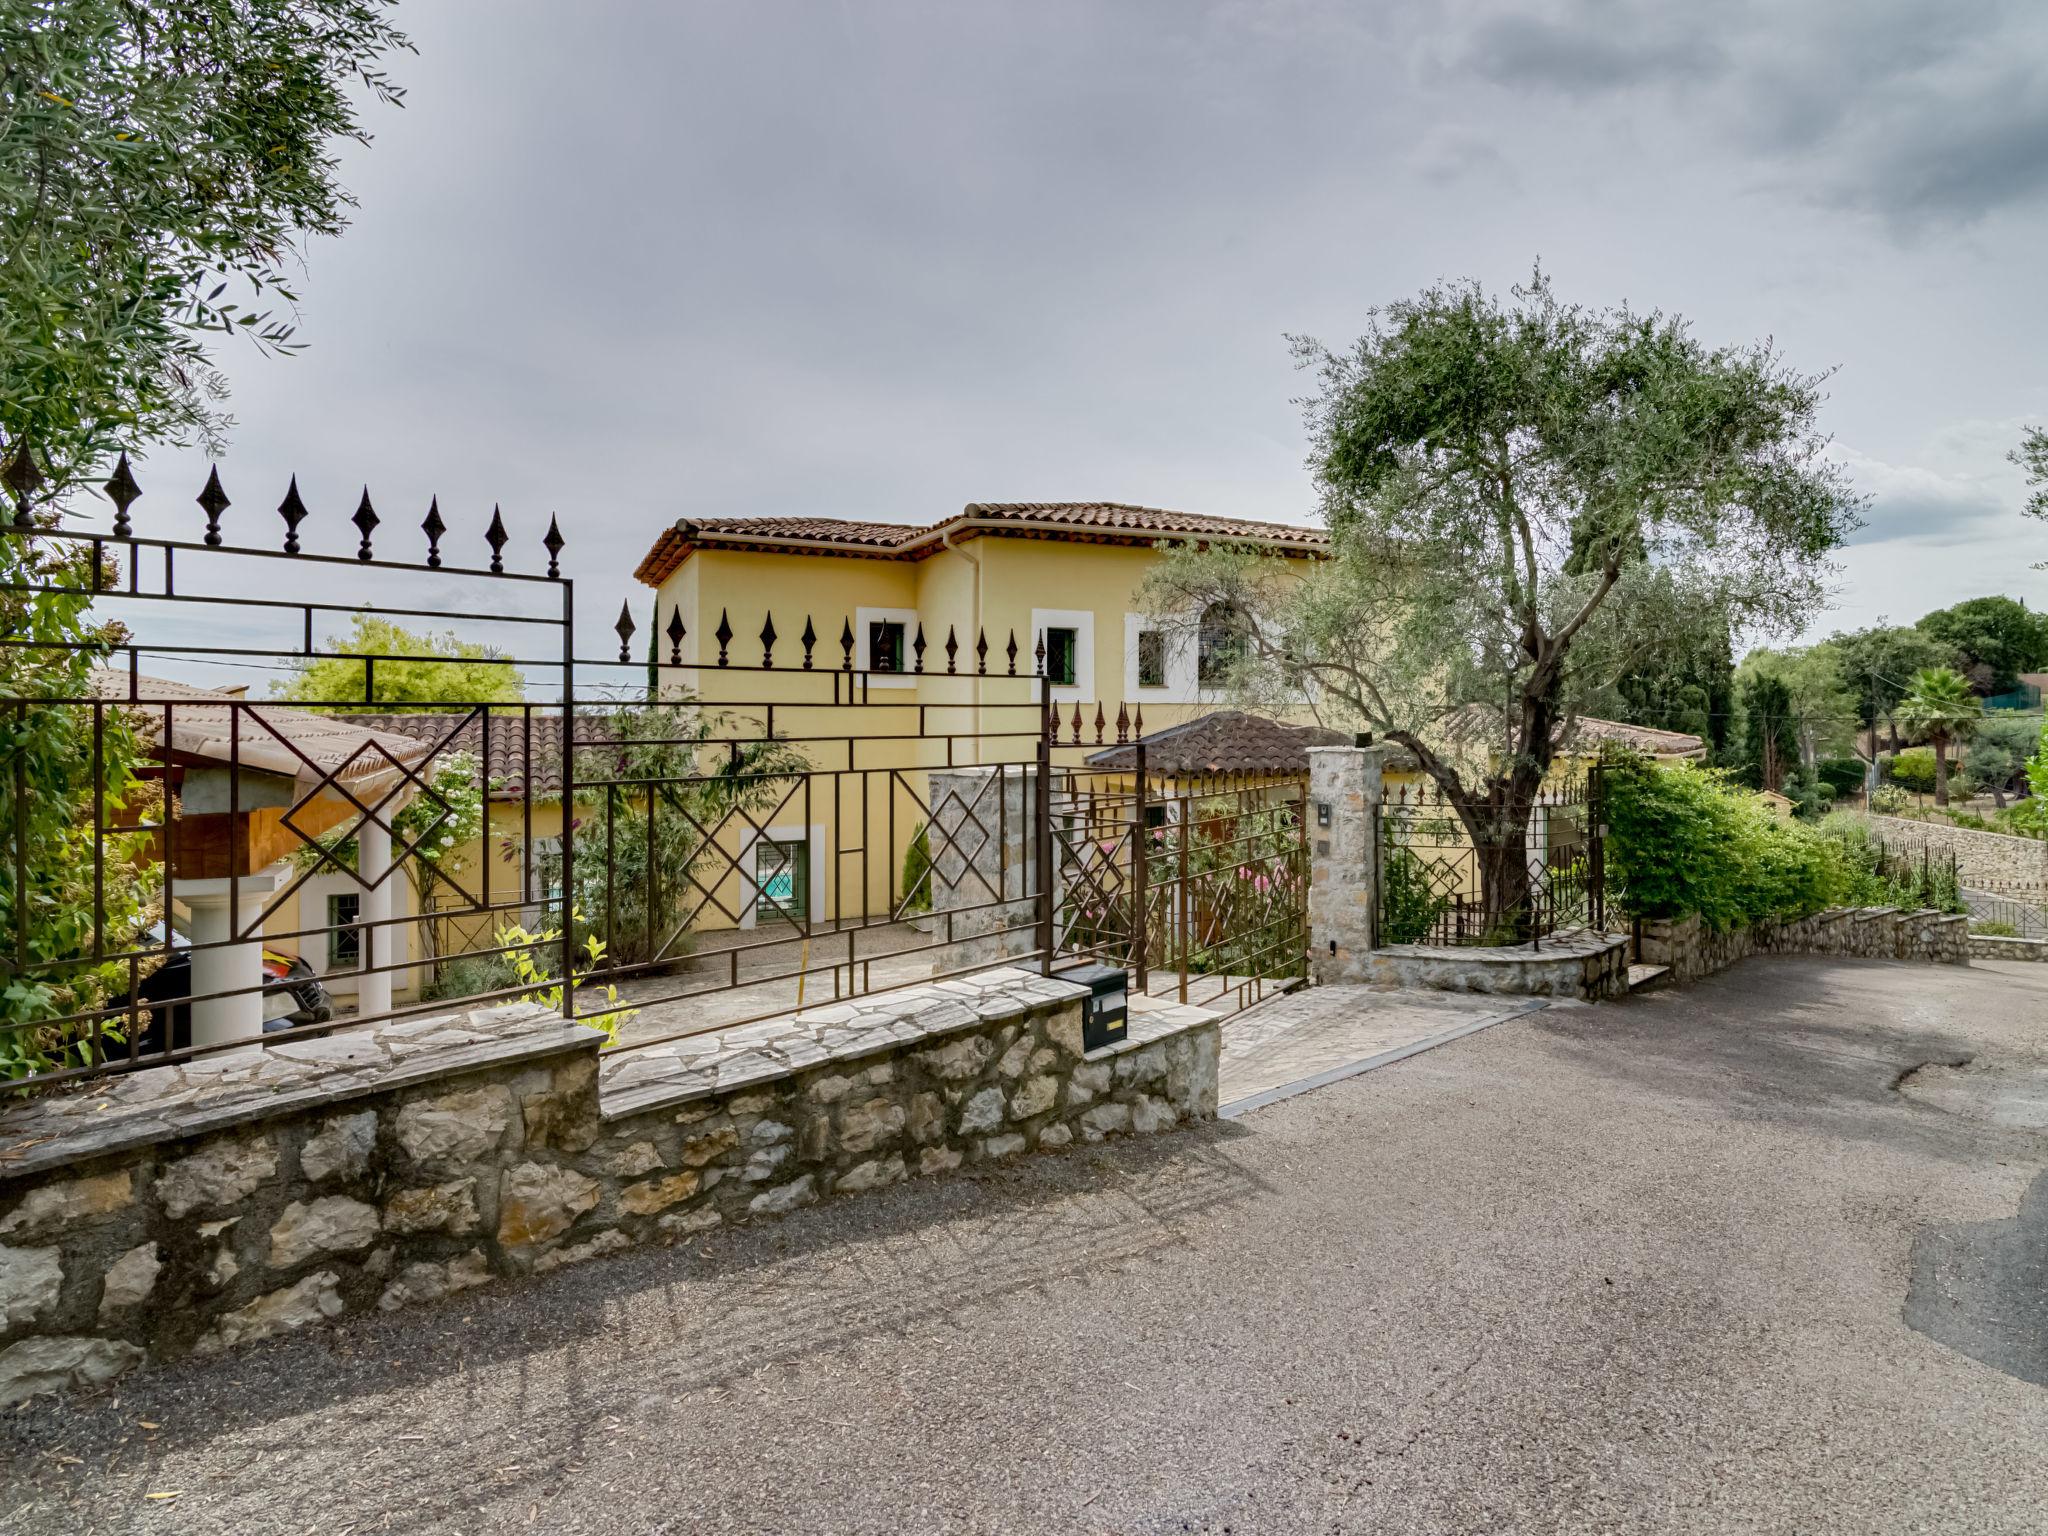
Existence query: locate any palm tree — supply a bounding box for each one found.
[1896,667,1982,807]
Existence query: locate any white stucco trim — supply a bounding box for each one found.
[1031,608,1095,703]
[854,606,919,689]
[738,822,828,928]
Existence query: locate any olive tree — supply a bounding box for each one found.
[2,0,408,484]
[1143,272,1861,934]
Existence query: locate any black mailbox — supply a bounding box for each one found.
[1058,962,1129,1051]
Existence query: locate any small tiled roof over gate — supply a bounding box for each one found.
[1084,711,1352,777]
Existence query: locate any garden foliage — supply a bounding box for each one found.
[1603,752,1961,932]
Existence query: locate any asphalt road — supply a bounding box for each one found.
[5,956,2047,1535]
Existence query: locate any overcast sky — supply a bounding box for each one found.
[130,0,2048,671]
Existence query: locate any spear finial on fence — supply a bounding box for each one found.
[1006,628,1018,675]
[714,608,733,666]
[198,465,230,547]
[975,627,988,675]
[800,615,817,670]
[1116,703,1129,744]
[666,604,686,665]
[945,625,958,674]
[1033,631,1045,676]
[351,487,378,561]
[104,452,141,539]
[276,475,309,554]
[1094,702,1106,744]
[760,610,778,667]
[615,600,637,663]
[543,514,565,579]
[840,617,855,670]
[1132,703,1144,737]
[3,437,44,529]
[1070,701,1083,743]
[420,496,446,567]
[912,622,927,674]
[485,505,509,572]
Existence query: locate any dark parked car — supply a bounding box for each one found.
[121,927,335,1058]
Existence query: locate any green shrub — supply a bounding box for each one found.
[1604,754,1846,930]
[1887,747,1938,793]
[420,951,521,1004]
[1973,920,2020,937]
[1380,847,1450,944]
[1814,757,1868,798]
[1869,784,1910,814]
[1813,817,1965,913]
[901,822,933,915]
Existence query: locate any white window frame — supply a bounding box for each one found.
[855,606,919,689]
[738,822,828,928]
[1123,612,1191,698]
[1123,611,1202,701]
[1032,608,1094,703]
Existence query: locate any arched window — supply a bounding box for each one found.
[1197,601,1246,688]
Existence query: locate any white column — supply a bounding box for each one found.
[355,814,393,1021]
[182,870,285,1048]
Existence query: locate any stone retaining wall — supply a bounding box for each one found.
[1852,812,2048,887]
[0,969,1219,1404]
[1970,933,2048,962]
[1636,906,1969,984]
[1355,931,1630,1000]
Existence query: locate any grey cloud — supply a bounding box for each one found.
[1464,10,1725,93]
[1450,0,2048,229]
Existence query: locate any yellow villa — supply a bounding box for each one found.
[630,502,1330,929]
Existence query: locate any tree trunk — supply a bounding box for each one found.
[1933,731,1950,807]
[1472,826,1536,942]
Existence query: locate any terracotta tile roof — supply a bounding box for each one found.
[1435,703,1706,761]
[1560,717,1707,758]
[352,711,601,799]
[87,670,433,793]
[1084,711,1351,777]
[960,502,1326,547]
[634,502,1326,585]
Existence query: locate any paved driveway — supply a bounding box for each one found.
[6,957,2047,1534]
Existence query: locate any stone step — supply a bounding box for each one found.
[1627,963,1672,994]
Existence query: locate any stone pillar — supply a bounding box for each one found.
[182,868,287,1047]
[927,765,1040,972]
[1307,745,1387,983]
[355,815,394,1021]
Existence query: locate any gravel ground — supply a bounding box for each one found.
[5,955,2047,1534]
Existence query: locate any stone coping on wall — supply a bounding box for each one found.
[1370,928,1625,966]
[2,970,1215,1185]
[1359,930,1632,1001]
[0,1005,598,1184]
[598,968,1103,1119]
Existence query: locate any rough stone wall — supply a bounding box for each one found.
[1969,934,2048,962]
[1307,745,1385,984]
[928,765,1040,970]
[1357,933,1630,1000]
[1639,906,1968,983]
[1853,812,2048,887]
[0,984,1218,1405]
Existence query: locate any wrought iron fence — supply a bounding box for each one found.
[1960,881,2048,938]
[1045,754,1309,1015]
[1377,771,1606,948]
[0,446,1310,1090]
